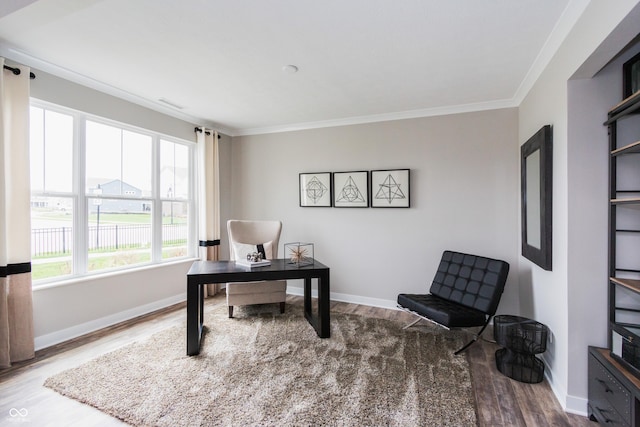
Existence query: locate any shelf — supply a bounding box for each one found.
[612,140,640,156]
[611,197,640,205]
[611,277,640,293]
[606,90,640,124]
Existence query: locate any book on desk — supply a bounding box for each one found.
[235,259,271,268]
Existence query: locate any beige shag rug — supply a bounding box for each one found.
[44,302,477,426]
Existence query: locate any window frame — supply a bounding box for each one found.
[30,99,196,287]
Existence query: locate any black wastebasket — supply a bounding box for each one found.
[493,315,549,383]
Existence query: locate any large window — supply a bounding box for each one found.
[30,102,195,284]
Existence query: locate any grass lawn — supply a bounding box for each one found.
[32,210,188,280]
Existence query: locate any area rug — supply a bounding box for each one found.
[44,303,477,426]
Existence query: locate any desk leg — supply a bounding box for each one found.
[187,278,203,356]
[303,273,331,338]
[317,271,330,338]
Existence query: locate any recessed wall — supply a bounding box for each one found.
[228,108,520,310]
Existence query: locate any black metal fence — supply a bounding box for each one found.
[31,224,188,257]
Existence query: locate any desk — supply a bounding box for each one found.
[186,259,330,356]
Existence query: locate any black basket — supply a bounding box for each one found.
[493,315,548,354]
[495,348,545,384]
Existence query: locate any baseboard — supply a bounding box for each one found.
[542,354,588,417]
[286,286,398,310]
[34,293,186,350]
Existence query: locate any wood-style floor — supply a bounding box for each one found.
[0,294,592,426]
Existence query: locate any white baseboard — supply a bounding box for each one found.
[34,293,186,350]
[286,286,398,310]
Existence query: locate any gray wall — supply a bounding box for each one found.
[518,0,640,414]
[30,69,195,141]
[228,109,520,310]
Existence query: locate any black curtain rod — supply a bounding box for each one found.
[3,64,36,80]
[194,127,221,139]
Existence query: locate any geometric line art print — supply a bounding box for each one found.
[305,176,329,204]
[336,176,365,203]
[374,174,406,204]
[371,169,410,208]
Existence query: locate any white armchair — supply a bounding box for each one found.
[226,220,287,318]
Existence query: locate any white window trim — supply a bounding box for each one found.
[30,99,196,288]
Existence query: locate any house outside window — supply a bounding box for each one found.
[30,101,195,284]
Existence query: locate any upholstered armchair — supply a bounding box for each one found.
[226,220,287,318]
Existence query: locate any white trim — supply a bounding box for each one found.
[286,285,398,310]
[513,0,590,104]
[0,45,233,136]
[33,293,186,350]
[541,354,588,417]
[235,100,517,136]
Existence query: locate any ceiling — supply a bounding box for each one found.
[0,0,584,136]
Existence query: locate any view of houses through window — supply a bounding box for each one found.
[30,102,194,283]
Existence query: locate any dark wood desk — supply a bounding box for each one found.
[186,259,330,356]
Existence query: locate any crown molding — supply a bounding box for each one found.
[0,45,234,136]
[233,99,518,136]
[513,0,590,104]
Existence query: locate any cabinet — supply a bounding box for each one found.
[589,347,640,426]
[589,91,640,426]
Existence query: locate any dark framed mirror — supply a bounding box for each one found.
[521,125,552,270]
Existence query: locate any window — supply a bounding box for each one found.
[30,101,195,284]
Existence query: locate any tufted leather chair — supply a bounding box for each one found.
[397,250,510,354]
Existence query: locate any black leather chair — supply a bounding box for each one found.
[397,250,510,355]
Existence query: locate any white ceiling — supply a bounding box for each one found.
[0,0,586,136]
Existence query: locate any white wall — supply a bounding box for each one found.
[518,0,640,415]
[229,108,520,311]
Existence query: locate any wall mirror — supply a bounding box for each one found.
[521,125,552,270]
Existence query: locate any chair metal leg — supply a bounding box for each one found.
[454,319,491,355]
[402,317,422,330]
[228,306,233,318]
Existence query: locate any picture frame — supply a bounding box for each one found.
[370,169,410,208]
[299,172,332,207]
[333,171,369,208]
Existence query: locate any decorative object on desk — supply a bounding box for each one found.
[333,171,369,207]
[623,51,640,98]
[493,315,549,383]
[247,251,263,262]
[371,169,410,208]
[300,172,332,207]
[284,242,314,267]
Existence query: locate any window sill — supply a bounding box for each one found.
[32,257,200,292]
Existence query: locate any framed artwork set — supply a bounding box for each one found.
[299,169,410,208]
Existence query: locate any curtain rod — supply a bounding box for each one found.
[3,64,36,80]
[194,127,221,139]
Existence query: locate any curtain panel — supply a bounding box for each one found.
[196,128,221,297]
[0,58,34,368]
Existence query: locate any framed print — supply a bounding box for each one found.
[300,172,332,207]
[333,171,369,207]
[371,169,410,208]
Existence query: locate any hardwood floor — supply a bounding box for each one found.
[0,294,593,426]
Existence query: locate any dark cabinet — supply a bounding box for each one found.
[589,347,640,426]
